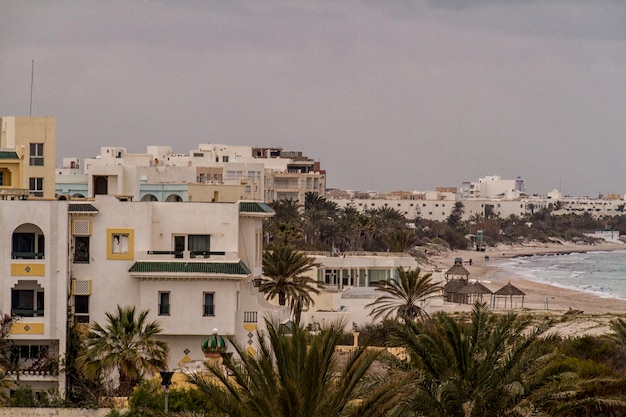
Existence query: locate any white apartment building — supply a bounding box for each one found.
[57,144,325,204]
[1,196,281,396]
[0,200,68,394]
[460,175,525,199]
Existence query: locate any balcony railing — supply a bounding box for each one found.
[12,309,44,317]
[147,250,226,259]
[73,253,90,263]
[243,311,258,323]
[12,252,45,260]
[203,304,215,316]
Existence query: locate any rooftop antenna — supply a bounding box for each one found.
[29,59,34,116]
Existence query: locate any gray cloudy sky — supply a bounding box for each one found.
[2,1,626,197]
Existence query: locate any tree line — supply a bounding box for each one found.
[267,192,626,252]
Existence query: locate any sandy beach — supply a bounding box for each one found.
[427,241,626,336]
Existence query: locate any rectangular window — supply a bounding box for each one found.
[74,295,89,323]
[0,171,3,185]
[29,143,44,166]
[188,235,210,258]
[29,177,44,197]
[11,344,49,363]
[112,234,129,254]
[174,236,185,258]
[159,292,170,316]
[203,292,215,316]
[73,236,90,263]
[107,228,134,260]
[12,289,44,317]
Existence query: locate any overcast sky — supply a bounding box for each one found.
[2,1,625,197]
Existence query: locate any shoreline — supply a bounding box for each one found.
[426,241,626,335]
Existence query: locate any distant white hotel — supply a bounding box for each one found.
[328,175,626,222]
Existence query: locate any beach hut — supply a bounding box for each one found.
[443,258,472,303]
[444,279,469,303]
[493,281,526,309]
[444,262,470,282]
[457,281,493,305]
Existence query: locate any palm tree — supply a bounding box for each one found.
[446,201,465,228]
[365,207,407,251]
[78,305,169,396]
[387,302,603,417]
[338,207,374,251]
[188,318,400,417]
[260,244,320,324]
[366,267,440,322]
[609,317,626,344]
[382,228,419,253]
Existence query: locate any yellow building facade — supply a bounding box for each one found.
[0,116,57,200]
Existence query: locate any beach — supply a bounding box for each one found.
[427,241,626,336]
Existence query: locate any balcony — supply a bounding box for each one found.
[243,311,258,323]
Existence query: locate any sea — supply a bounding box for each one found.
[491,250,626,301]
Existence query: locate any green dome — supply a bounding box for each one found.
[202,332,226,355]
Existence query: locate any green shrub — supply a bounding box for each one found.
[8,385,51,407]
[552,356,610,378]
[128,379,211,414]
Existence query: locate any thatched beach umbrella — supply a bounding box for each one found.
[444,263,470,282]
[493,281,525,309]
[444,279,468,303]
[458,281,493,305]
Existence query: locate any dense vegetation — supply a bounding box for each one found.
[6,303,626,416]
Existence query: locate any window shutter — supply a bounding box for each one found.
[73,220,91,236]
[71,280,92,295]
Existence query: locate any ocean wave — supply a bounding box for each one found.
[493,250,626,301]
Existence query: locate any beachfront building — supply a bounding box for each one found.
[297,252,445,327]
[547,189,626,217]
[329,173,626,222]
[55,144,326,204]
[0,195,281,397]
[328,188,541,222]
[1,116,57,200]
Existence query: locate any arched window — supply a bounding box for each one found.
[12,224,45,259]
[165,194,183,202]
[141,194,158,202]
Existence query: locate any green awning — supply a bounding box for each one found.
[0,151,19,160]
[239,201,274,214]
[129,261,251,275]
[68,203,99,213]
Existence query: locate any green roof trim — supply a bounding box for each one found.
[0,151,19,159]
[240,201,274,214]
[68,203,99,213]
[129,261,251,275]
